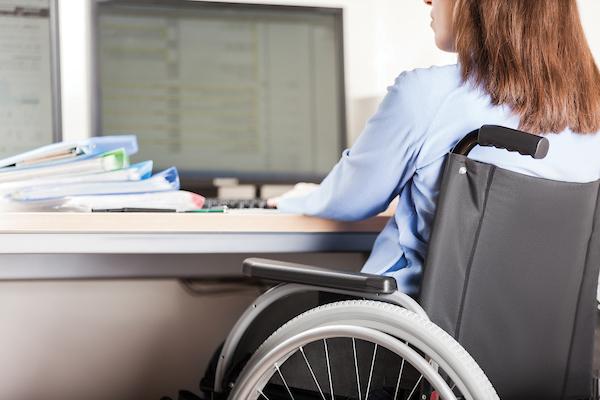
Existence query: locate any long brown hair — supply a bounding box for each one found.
[454,0,600,134]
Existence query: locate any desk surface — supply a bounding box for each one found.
[0,211,389,279]
[0,211,390,255]
[0,211,390,233]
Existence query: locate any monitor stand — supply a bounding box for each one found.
[214,178,256,200]
[180,178,295,200]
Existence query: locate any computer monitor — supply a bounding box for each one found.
[0,0,61,158]
[93,0,346,189]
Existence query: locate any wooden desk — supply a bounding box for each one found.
[0,212,389,280]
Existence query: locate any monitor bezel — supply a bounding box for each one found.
[49,0,62,141]
[90,0,347,189]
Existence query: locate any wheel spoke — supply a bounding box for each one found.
[393,358,406,400]
[275,363,296,400]
[228,302,490,400]
[323,339,334,400]
[364,344,378,400]
[299,346,327,400]
[406,375,423,400]
[352,338,362,400]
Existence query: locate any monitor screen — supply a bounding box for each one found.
[95,0,346,186]
[0,0,61,158]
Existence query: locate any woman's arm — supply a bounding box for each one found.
[278,72,428,221]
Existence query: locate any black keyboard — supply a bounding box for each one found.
[202,198,275,209]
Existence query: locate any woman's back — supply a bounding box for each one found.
[402,63,600,292]
[417,64,600,184]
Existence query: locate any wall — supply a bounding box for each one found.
[579,0,600,61]
[59,0,93,141]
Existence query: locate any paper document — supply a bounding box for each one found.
[0,161,153,193]
[11,166,178,201]
[61,190,204,212]
[0,149,129,184]
[17,148,78,166]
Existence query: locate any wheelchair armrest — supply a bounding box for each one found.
[243,258,397,294]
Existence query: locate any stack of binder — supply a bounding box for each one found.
[0,136,205,212]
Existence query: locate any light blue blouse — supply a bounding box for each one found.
[278,64,600,295]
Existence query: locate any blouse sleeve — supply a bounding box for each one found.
[278,72,428,221]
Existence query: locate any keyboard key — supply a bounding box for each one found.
[202,198,275,210]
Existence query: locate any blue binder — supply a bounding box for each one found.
[0,135,138,170]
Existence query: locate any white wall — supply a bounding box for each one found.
[579,0,600,62]
[59,0,93,141]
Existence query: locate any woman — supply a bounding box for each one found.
[273,0,600,295]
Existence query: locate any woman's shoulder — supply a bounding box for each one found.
[386,64,464,115]
[380,64,464,133]
[392,64,462,93]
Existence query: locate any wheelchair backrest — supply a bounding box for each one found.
[420,131,600,399]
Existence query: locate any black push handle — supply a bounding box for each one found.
[479,125,549,159]
[452,125,550,159]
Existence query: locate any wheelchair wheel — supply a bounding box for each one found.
[229,301,498,400]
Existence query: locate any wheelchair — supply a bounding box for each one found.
[185,126,600,400]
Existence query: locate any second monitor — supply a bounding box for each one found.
[94,0,346,188]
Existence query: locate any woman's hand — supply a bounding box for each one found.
[267,183,319,209]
